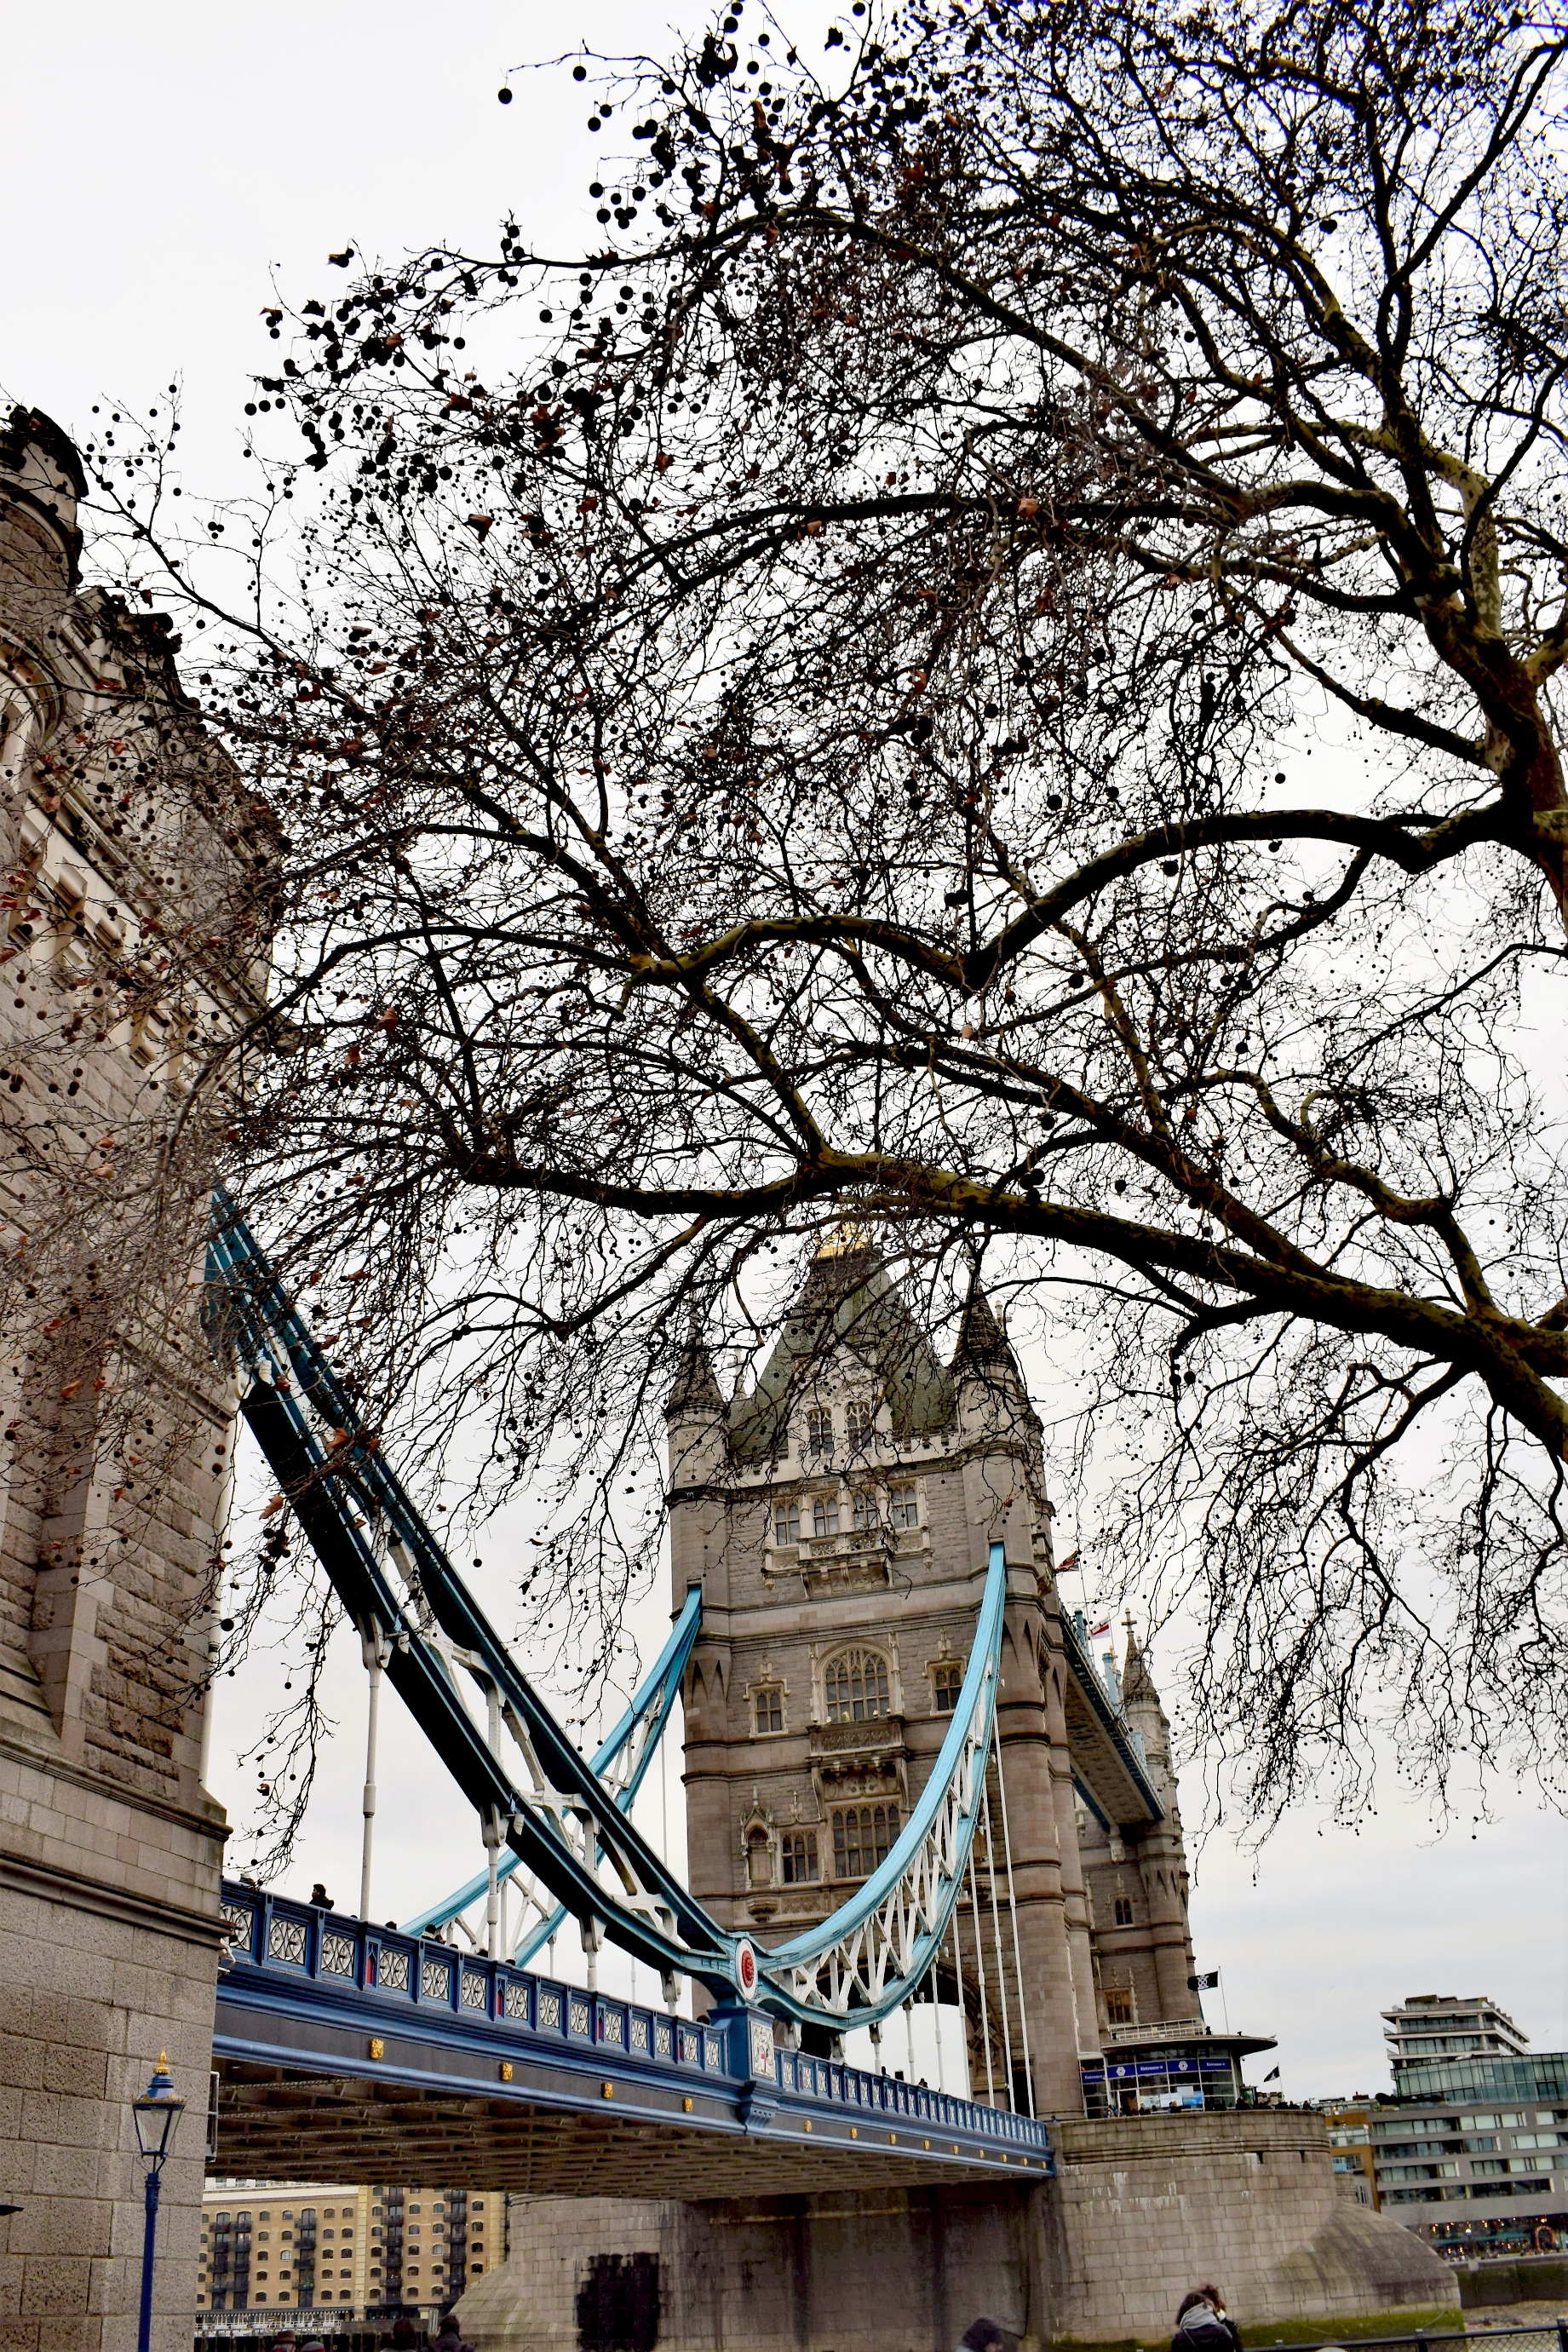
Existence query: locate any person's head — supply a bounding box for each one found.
[960,2319,1005,2352]
[1178,2287,1226,2322]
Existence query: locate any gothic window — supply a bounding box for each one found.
[932,1660,962,1713]
[824,1648,890,1722]
[773,1497,800,1545]
[812,1492,840,1538]
[831,1802,901,1880]
[845,1398,874,1446]
[888,1482,919,1529]
[746,1826,772,1888]
[1106,1987,1134,2025]
[805,1406,833,1455]
[754,1684,784,1735]
[851,1487,880,1532]
[780,1830,818,1884]
[1113,1895,1134,1925]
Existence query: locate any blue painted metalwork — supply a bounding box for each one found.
[206,1197,1007,2031]
[1060,1611,1163,1820]
[215,1881,1054,2169]
[403,1584,703,1956]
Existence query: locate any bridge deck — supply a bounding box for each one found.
[213,1885,1053,2196]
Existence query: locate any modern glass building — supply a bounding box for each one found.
[1372,1997,1568,2256]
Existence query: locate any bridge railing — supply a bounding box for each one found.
[218,1880,1054,2163]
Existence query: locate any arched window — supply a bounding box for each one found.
[805,1406,833,1455]
[824,1648,890,1723]
[932,1660,962,1714]
[831,1802,901,1879]
[844,1398,874,1446]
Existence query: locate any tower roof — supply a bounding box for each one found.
[664,1330,724,1420]
[729,1239,956,1463]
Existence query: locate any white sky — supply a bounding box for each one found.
[5,0,1565,2108]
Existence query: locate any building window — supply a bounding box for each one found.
[852,1488,880,1532]
[845,1399,873,1446]
[754,1685,784,1735]
[806,1406,833,1455]
[932,1661,962,1713]
[773,1497,801,1546]
[824,1648,890,1722]
[1106,1989,1134,2025]
[888,1483,918,1529]
[746,1826,772,1888]
[832,1803,900,1879]
[813,1493,840,1538]
[1113,1896,1134,1925]
[781,1830,819,1884]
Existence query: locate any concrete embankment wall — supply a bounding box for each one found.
[458,2113,1456,2352]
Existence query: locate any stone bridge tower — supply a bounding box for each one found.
[668,1234,1200,2119]
[0,409,268,2352]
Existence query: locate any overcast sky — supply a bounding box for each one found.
[6,0,1565,2105]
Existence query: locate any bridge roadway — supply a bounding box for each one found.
[212,1883,1054,2198]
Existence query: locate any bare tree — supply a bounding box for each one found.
[103,0,1568,1815]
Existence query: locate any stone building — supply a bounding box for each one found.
[0,407,267,2352]
[460,1239,1457,2352]
[669,1230,1203,2117]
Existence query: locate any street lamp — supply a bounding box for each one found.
[132,2055,186,2352]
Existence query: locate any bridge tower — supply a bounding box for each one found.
[669,1234,1198,2118]
[0,409,266,2352]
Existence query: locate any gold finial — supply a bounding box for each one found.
[158,2050,169,2069]
[816,1216,871,1257]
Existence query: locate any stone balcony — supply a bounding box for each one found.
[775,1525,900,1596]
[807,1708,907,1801]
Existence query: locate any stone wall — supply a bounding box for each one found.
[0,404,267,2352]
[1048,2113,1456,2343]
[462,2185,1048,2352]
[457,2116,1456,2352]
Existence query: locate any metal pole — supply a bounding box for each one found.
[484,1813,501,1961]
[932,1962,946,2090]
[359,1634,382,1922]
[965,1845,997,2107]
[982,1785,1016,2109]
[994,1743,1037,2118]
[137,2166,161,2352]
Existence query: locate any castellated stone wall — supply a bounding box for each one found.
[0,405,270,2352]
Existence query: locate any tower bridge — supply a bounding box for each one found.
[0,409,1455,2352]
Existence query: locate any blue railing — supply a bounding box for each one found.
[216,1878,1054,2166]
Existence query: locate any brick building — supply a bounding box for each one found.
[196,2179,506,2322]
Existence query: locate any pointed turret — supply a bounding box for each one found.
[664,1329,723,1422]
[951,1280,1009,1367]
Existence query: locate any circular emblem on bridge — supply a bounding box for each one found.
[734,1937,759,1999]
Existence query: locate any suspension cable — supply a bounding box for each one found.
[994,1741,1037,2117]
[982,1781,1017,2109]
[965,1843,997,2106]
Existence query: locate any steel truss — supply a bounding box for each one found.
[206,1195,1004,2030]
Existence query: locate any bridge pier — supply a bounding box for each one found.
[458,2118,1455,2352]
[1,410,259,2352]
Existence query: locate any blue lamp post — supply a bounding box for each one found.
[132,2055,186,2352]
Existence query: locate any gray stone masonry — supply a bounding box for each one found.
[1,405,269,2352]
[459,2116,1456,2352]
[668,1243,1199,2110]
